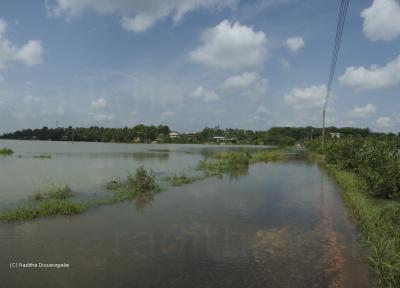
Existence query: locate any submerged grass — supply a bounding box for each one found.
[198,148,289,177]
[32,184,72,201]
[0,200,84,221]
[33,154,52,159]
[0,167,161,222]
[309,152,400,287]
[166,174,205,186]
[0,147,14,155]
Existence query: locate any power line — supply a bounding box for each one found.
[322,0,350,145]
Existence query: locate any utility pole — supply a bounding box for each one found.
[322,109,326,147]
[322,0,349,150]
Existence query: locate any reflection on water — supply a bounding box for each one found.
[0,141,375,287]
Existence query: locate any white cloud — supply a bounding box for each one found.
[90,98,108,109]
[286,36,304,52]
[0,18,7,34]
[121,15,158,33]
[256,105,270,115]
[46,0,237,32]
[190,20,267,69]
[161,110,175,117]
[221,72,258,89]
[339,55,400,90]
[92,113,115,122]
[190,86,220,102]
[23,94,41,104]
[361,0,400,41]
[376,116,394,128]
[349,103,376,118]
[16,40,43,66]
[0,19,43,70]
[284,84,327,110]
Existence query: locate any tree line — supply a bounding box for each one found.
[1,125,398,145]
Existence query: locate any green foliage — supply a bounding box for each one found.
[0,147,14,155]
[2,125,394,145]
[0,200,83,221]
[167,174,197,186]
[198,149,289,178]
[32,185,72,201]
[128,166,160,194]
[307,138,400,199]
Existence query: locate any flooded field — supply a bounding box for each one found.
[0,140,374,287]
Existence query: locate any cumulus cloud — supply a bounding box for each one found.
[0,18,7,34]
[361,0,400,41]
[284,85,327,110]
[256,105,270,115]
[349,103,376,118]
[376,116,394,128]
[190,86,220,102]
[190,20,267,69]
[121,15,159,33]
[15,40,43,66]
[46,0,237,32]
[221,72,259,89]
[339,55,400,90]
[0,19,43,70]
[286,36,304,52]
[90,98,108,109]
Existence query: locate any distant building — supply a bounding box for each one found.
[330,132,341,139]
[212,136,236,144]
[133,137,142,143]
[169,132,180,139]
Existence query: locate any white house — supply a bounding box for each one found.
[169,132,180,139]
[330,132,341,139]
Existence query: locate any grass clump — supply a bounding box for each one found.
[128,166,160,194]
[0,148,14,155]
[250,148,289,163]
[0,200,83,221]
[106,166,161,199]
[32,185,73,201]
[198,149,289,177]
[1,167,162,222]
[33,154,52,159]
[166,174,198,186]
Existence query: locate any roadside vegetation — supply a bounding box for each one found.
[0,148,13,155]
[0,166,161,222]
[307,138,400,287]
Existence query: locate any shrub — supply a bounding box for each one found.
[307,138,400,200]
[0,148,14,155]
[128,166,160,193]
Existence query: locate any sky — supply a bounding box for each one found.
[0,0,399,133]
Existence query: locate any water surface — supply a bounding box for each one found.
[0,141,374,287]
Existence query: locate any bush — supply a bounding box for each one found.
[307,138,400,200]
[357,142,400,199]
[0,148,14,155]
[128,166,159,193]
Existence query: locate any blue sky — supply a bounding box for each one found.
[0,0,399,133]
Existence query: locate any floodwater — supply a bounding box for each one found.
[0,140,374,287]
